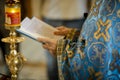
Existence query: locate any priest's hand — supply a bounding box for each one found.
[37,37,57,57]
[54,26,72,36]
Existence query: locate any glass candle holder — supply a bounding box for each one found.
[5,0,21,29]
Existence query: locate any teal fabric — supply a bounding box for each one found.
[61,0,120,80]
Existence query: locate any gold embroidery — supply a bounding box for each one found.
[77,48,85,59]
[66,44,74,58]
[90,0,102,16]
[107,6,112,13]
[56,39,65,80]
[106,0,116,16]
[94,19,111,41]
[117,9,120,18]
[72,61,81,77]
[66,28,76,41]
[88,67,103,80]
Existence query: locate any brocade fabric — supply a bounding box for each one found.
[59,0,120,80]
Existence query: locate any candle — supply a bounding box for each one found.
[5,0,21,28]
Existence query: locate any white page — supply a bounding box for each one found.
[17,17,63,40]
[20,17,31,29]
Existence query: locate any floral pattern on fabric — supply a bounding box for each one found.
[59,0,120,80]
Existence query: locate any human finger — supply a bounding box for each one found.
[43,44,56,56]
[54,30,68,35]
[42,43,50,50]
[37,37,52,43]
[49,50,56,57]
[56,26,66,30]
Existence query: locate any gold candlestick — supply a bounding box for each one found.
[1,0,26,80]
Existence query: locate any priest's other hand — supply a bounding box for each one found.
[37,37,57,57]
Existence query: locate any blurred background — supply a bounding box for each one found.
[19,0,48,80]
[1,0,48,80]
[19,0,91,80]
[0,0,93,80]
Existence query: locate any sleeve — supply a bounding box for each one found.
[64,28,80,42]
[56,30,82,80]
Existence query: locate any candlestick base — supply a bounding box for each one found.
[2,37,24,43]
[1,28,26,80]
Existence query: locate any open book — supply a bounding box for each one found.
[17,17,63,41]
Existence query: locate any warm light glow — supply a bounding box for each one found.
[5,7,21,28]
[5,7,20,13]
[11,9,16,13]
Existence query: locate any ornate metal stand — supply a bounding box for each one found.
[1,27,26,80]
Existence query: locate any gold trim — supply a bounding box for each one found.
[56,39,66,80]
[66,44,74,58]
[94,19,111,41]
[66,28,76,41]
[117,9,120,18]
[90,0,102,16]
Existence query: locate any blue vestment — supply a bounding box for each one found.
[58,0,120,80]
